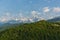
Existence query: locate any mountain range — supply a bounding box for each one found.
[47,16,60,22]
[0,16,60,25]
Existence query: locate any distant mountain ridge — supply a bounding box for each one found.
[0,16,60,25]
[0,17,39,25]
[47,16,60,22]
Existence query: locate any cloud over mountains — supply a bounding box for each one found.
[0,7,60,23]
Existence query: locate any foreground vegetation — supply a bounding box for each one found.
[0,20,60,40]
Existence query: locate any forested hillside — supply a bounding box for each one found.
[0,20,60,40]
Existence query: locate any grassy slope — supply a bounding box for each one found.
[0,20,60,40]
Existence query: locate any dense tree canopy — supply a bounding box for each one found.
[0,20,60,40]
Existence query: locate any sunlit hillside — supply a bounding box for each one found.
[0,20,60,40]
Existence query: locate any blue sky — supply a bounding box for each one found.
[0,0,60,22]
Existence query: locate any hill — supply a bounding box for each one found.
[47,16,60,22]
[0,20,60,40]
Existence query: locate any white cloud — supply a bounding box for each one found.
[29,18,34,22]
[0,18,6,22]
[53,7,60,13]
[15,18,19,21]
[0,12,12,22]
[39,17,45,20]
[31,11,37,16]
[43,7,50,13]
[31,11,41,18]
[1,7,60,23]
[31,10,46,21]
[20,17,28,22]
[0,16,9,22]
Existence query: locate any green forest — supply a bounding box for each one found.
[0,20,60,40]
